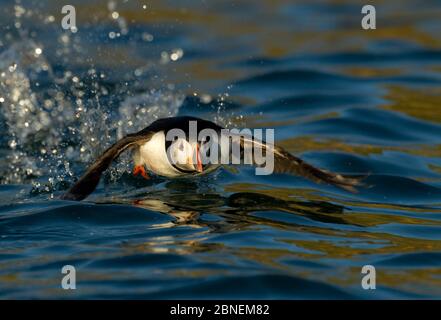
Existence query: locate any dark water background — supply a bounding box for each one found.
[1,0,441,299]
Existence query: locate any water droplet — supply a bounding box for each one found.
[134,68,143,77]
[142,32,153,42]
[201,94,212,104]
[60,34,70,44]
[45,15,55,23]
[170,48,184,61]
[14,5,25,18]
[8,63,17,72]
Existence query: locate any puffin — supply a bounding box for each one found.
[61,116,361,201]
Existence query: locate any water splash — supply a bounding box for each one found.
[117,90,183,139]
[0,39,185,196]
[0,40,55,185]
[0,0,236,198]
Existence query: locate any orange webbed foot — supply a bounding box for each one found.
[133,165,149,179]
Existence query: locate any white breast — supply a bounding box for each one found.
[139,131,184,177]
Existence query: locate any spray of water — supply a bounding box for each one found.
[0,1,238,199]
[0,39,184,197]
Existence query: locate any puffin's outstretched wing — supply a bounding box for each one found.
[61,116,220,201]
[61,132,153,201]
[238,135,362,192]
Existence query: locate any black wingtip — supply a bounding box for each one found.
[60,190,88,201]
[59,134,146,201]
[59,160,107,201]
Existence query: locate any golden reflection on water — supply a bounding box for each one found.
[383,86,441,124]
[40,0,441,92]
[277,136,441,158]
[4,0,438,297]
[115,189,441,294]
[121,187,441,253]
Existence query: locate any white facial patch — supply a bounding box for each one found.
[138,132,183,177]
[168,138,195,167]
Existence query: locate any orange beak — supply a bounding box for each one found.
[196,144,203,173]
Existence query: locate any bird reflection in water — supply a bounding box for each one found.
[127,180,351,230]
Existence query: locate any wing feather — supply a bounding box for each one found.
[61,132,153,201]
[238,135,362,192]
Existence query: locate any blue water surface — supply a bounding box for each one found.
[1,0,441,299]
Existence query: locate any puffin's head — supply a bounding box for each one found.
[168,138,203,173]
